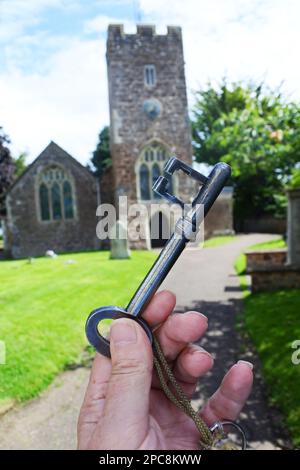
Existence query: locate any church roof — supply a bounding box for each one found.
[7,141,96,194]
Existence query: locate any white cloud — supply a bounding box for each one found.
[84,15,119,34]
[0,0,299,167]
[1,36,109,163]
[0,0,78,42]
[84,15,136,35]
[139,0,300,100]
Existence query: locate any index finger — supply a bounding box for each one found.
[142,290,176,327]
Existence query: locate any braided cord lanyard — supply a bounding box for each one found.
[152,336,214,450]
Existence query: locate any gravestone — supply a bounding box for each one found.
[110,220,131,259]
[287,189,300,267]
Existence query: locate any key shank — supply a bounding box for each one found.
[126,162,230,317]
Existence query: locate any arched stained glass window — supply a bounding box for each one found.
[51,182,62,220]
[140,164,150,200]
[152,164,161,199]
[63,181,74,219]
[39,184,50,221]
[38,166,75,222]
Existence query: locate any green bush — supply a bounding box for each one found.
[289,167,300,189]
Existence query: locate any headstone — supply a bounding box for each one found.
[45,249,57,258]
[287,188,300,267]
[110,220,131,259]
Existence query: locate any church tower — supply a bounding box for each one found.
[106,24,194,247]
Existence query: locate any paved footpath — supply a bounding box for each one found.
[0,234,291,449]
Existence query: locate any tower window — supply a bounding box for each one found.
[140,164,150,200]
[137,142,175,201]
[152,164,161,199]
[144,65,156,87]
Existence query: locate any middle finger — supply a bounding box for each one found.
[154,311,208,362]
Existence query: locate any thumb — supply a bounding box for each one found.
[94,318,153,449]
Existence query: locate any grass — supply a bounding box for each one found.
[243,289,300,446]
[248,238,287,251]
[235,236,300,446]
[0,251,156,402]
[204,235,286,250]
[204,235,236,248]
[234,254,249,293]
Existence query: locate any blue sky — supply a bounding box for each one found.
[0,0,299,164]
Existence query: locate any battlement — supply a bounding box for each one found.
[137,24,155,36]
[107,24,182,42]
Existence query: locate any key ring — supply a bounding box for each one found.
[210,420,247,450]
[85,306,153,357]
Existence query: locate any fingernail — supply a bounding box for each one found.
[237,360,253,370]
[110,319,137,345]
[190,346,213,358]
[192,311,208,322]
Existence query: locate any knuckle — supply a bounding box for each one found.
[112,356,150,377]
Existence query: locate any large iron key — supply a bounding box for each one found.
[86,157,231,357]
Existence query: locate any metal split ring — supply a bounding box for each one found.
[210,420,247,450]
[85,305,153,358]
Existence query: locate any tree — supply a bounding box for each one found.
[192,81,300,228]
[89,126,112,178]
[0,128,15,217]
[289,167,300,189]
[14,152,27,178]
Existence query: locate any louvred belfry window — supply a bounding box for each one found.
[144,65,156,87]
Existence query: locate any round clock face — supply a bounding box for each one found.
[143,98,162,120]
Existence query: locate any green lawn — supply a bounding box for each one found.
[0,251,156,403]
[204,235,286,250]
[235,236,300,446]
[243,289,300,446]
[248,237,287,251]
[204,235,236,248]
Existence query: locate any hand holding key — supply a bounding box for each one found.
[83,158,251,449]
[78,291,253,450]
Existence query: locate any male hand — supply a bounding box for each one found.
[78,290,253,450]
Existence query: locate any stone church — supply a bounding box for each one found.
[4,142,100,258]
[3,24,233,259]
